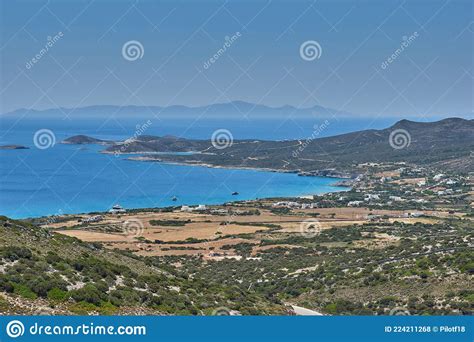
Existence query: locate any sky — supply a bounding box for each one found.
[0,0,472,118]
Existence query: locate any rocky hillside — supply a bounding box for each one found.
[64,118,474,173]
[0,217,282,315]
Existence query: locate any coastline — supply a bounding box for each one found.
[125,155,301,175]
[22,178,350,220]
[25,182,351,221]
[115,153,356,180]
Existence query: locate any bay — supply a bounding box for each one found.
[0,116,397,218]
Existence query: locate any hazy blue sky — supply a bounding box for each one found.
[0,0,472,117]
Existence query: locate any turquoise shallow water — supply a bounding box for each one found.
[0,143,347,218]
[0,116,381,218]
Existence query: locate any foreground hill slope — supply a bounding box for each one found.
[0,217,282,315]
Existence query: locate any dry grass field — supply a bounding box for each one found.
[49,204,449,258]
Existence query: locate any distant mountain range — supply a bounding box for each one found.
[63,118,474,173]
[5,102,472,122]
[4,102,472,122]
[1,101,360,119]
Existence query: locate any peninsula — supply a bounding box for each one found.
[63,118,474,175]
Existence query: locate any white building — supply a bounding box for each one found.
[408,212,424,218]
[389,196,404,202]
[347,201,363,207]
[109,204,126,214]
[412,198,427,203]
[210,209,228,215]
[364,194,380,201]
[272,201,300,208]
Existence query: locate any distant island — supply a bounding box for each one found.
[63,118,474,175]
[0,145,29,150]
[61,135,111,145]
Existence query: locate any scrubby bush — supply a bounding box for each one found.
[13,284,37,299]
[0,247,32,261]
[47,288,69,301]
[71,284,104,305]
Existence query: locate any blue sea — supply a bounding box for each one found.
[0,116,400,219]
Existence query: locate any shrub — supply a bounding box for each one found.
[108,288,141,306]
[13,284,37,300]
[1,247,32,261]
[0,276,14,293]
[70,284,104,305]
[45,252,63,264]
[0,294,8,311]
[460,261,474,274]
[47,288,69,301]
[149,219,190,227]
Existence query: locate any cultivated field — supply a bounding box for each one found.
[50,205,443,258]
